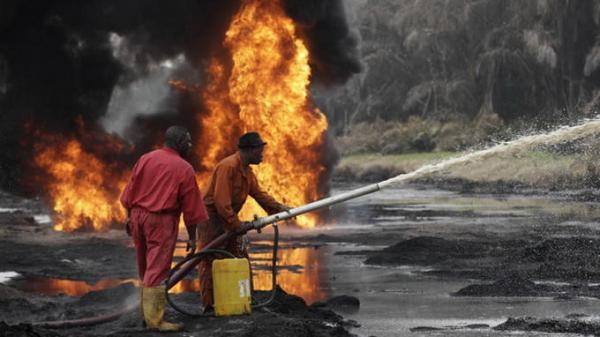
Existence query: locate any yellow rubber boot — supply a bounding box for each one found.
[141,286,183,332]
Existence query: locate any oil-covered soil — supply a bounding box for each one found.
[494,315,600,335]
[0,191,359,337]
[0,285,359,337]
[407,314,600,336]
[318,184,600,336]
[415,176,600,202]
[363,236,600,287]
[4,184,600,336]
[339,233,600,335]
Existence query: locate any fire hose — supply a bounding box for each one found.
[32,180,389,328]
[162,181,384,316]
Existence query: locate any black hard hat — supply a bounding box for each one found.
[238,132,267,149]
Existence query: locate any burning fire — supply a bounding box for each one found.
[196,0,328,228]
[194,0,329,298]
[33,0,327,232]
[33,135,128,231]
[30,0,328,303]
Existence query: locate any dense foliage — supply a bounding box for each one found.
[317,0,600,135]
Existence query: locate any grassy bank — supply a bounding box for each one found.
[432,150,594,190]
[334,148,600,191]
[334,152,455,182]
[334,118,600,193]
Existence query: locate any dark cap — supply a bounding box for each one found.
[238,132,267,149]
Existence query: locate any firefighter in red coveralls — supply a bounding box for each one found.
[199,132,289,312]
[120,126,208,331]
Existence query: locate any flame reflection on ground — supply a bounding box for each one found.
[11,241,327,304]
[12,277,139,297]
[170,241,328,304]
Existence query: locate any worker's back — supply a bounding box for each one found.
[120,147,194,213]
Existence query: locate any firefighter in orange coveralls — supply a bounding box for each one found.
[199,132,289,311]
[120,126,208,331]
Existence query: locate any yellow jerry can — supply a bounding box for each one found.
[212,258,252,316]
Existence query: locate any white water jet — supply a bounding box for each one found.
[378,118,600,189]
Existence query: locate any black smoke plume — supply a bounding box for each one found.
[283,0,362,84]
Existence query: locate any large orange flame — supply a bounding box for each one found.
[196,0,328,228]
[194,0,328,299]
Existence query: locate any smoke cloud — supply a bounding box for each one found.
[283,0,362,84]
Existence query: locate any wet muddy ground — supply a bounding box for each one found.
[2,183,600,336]
[292,183,600,336]
[0,191,359,337]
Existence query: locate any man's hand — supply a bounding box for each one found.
[185,224,197,257]
[186,240,197,256]
[125,218,132,236]
[279,204,292,212]
[236,221,254,235]
[279,204,295,220]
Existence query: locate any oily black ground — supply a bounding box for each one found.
[3,185,600,336]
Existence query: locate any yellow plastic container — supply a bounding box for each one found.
[212,258,252,316]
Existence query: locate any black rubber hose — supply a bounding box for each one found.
[252,224,278,309]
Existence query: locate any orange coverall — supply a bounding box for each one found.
[199,152,284,306]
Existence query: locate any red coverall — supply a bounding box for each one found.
[199,152,283,306]
[120,147,208,287]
